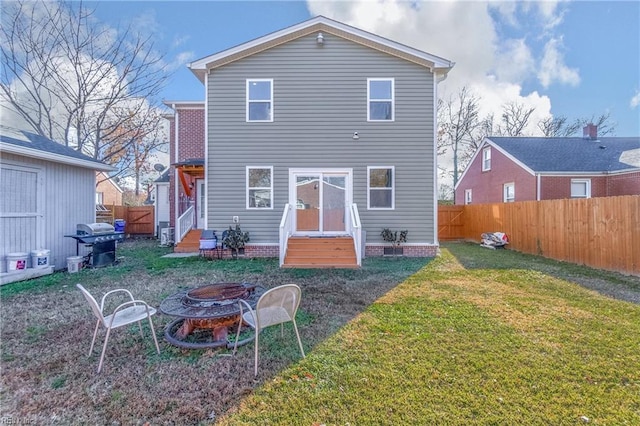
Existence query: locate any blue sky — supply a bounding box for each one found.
[90,0,640,136]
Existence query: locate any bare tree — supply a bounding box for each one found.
[437,86,482,187]
[538,115,582,137]
[537,112,616,137]
[1,0,168,177]
[580,112,616,136]
[498,101,536,136]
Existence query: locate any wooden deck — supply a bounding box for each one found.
[174,229,202,253]
[282,236,358,269]
[175,231,358,268]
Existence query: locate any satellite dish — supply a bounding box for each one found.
[153,163,165,172]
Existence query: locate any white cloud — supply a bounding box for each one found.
[172,35,191,49]
[538,37,580,88]
[534,0,567,30]
[166,51,196,73]
[307,0,553,124]
[494,38,535,84]
[630,90,640,109]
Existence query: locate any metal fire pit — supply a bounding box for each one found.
[160,282,264,349]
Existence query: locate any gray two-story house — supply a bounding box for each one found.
[175,15,453,267]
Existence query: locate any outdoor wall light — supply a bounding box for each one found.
[316,32,324,45]
[352,131,359,140]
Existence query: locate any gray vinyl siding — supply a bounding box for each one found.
[0,153,96,272]
[207,32,436,245]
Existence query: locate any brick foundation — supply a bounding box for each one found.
[202,244,438,260]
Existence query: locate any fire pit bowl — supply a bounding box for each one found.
[160,283,265,349]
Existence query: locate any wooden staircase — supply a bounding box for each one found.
[283,236,358,269]
[174,229,202,253]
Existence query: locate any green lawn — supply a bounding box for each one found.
[217,245,640,425]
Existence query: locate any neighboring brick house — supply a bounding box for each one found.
[96,172,123,206]
[454,125,640,205]
[164,16,454,266]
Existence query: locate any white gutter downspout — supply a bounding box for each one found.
[173,103,179,236]
[204,72,209,230]
[536,173,541,201]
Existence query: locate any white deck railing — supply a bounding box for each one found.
[278,203,293,266]
[176,205,195,243]
[349,203,362,267]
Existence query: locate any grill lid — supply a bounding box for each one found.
[77,222,115,235]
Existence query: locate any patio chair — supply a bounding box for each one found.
[232,283,306,376]
[76,284,160,373]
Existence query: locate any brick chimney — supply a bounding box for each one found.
[583,123,597,140]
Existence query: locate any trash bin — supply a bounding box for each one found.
[114,219,126,233]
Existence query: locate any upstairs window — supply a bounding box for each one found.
[246,79,273,122]
[571,179,591,198]
[464,189,472,205]
[368,166,395,209]
[368,78,394,121]
[482,147,492,171]
[247,166,273,209]
[503,182,515,203]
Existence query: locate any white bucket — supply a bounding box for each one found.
[67,256,83,273]
[6,252,29,272]
[31,249,51,269]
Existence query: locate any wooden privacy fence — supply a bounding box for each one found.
[438,205,465,240]
[108,205,155,235]
[438,195,639,276]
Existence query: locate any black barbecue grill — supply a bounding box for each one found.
[65,223,125,267]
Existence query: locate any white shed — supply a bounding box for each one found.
[0,125,115,284]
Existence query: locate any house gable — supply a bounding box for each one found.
[189,15,453,80]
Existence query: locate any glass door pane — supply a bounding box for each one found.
[322,175,346,232]
[295,175,319,232]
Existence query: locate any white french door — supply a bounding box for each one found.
[290,169,351,236]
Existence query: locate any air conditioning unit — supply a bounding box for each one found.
[160,227,175,246]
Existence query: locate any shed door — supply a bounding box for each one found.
[0,164,40,269]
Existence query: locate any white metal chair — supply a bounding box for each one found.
[76,284,160,373]
[233,284,306,376]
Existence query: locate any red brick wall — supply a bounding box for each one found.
[541,174,639,199]
[608,172,640,196]
[96,172,123,206]
[203,244,438,260]
[176,109,205,162]
[167,107,206,227]
[366,245,438,257]
[455,145,537,204]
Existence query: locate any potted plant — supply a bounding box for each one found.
[222,224,250,259]
[381,228,408,257]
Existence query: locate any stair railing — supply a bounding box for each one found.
[349,203,362,266]
[278,203,293,266]
[176,205,195,243]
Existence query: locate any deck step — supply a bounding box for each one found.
[174,229,202,253]
[284,237,358,268]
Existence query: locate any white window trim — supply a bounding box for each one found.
[246,166,274,209]
[503,182,515,203]
[464,189,472,205]
[571,179,591,198]
[482,147,491,171]
[367,166,395,210]
[246,79,273,122]
[367,78,395,122]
